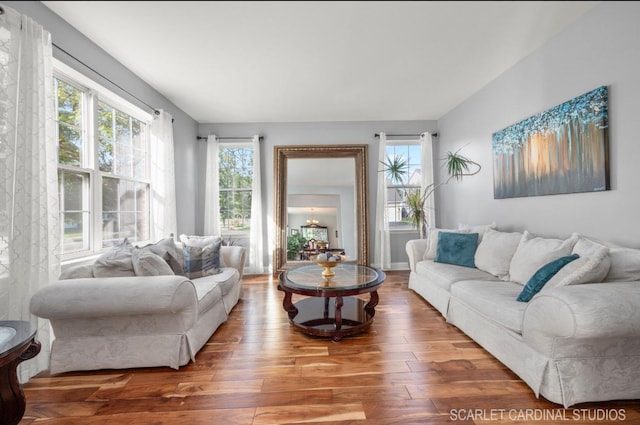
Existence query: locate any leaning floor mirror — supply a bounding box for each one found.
[273,145,369,273]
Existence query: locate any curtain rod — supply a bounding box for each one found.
[53,42,161,117]
[197,136,264,141]
[375,132,438,138]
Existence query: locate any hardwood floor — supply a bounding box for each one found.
[20,271,640,424]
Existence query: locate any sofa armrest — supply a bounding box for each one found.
[406,239,429,272]
[523,282,640,342]
[30,275,197,320]
[221,245,247,278]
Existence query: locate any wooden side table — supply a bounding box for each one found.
[0,320,41,425]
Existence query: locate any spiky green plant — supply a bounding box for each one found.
[379,148,481,237]
[443,149,477,181]
[405,188,428,239]
[381,155,408,184]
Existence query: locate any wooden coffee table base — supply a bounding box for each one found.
[286,295,378,341]
[0,321,41,425]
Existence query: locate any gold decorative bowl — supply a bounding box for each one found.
[310,254,345,278]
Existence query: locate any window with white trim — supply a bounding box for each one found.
[218,143,254,235]
[54,62,152,258]
[385,141,422,230]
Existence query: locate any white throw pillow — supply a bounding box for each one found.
[542,237,611,289]
[458,222,497,243]
[508,231,579,285]
[136,237,184,275]
[131,248,175,276]
[604,247,640,282]
[93,238,136,277]
[59,264,94,280]
[474,228,523,280]
[572,236,611,260]
[423,228,470,261]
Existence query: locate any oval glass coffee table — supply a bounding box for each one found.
[277,264,386,341]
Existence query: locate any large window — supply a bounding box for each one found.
[385,141,422,229]
[218,144,254,234]
[55,64,152,258]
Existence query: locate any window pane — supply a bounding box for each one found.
[102,177,118,212]
[101,177,149,247]
[135,182,149,230]
[384,142,423,230]
[98,102,114,172]
[115,111,132,177]
[56,79,82,127]
[56,78,84,166]
[62,212,89,253]
[58,170,90,253]
[386,187,405,224]
[132,119,146,179]
[62,171,84,211]
[99,102,147,179]
[219,189,252,232]
[218,146,253,234]
[219,147,253,189]
[101,212,120,247]
[132,120,143,149]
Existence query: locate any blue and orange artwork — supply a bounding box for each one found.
[492,86,609,199]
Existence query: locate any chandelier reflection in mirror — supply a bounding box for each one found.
[306,208,319,226]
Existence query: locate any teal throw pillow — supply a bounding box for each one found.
[434,232,479,268]
[517,254,580,302]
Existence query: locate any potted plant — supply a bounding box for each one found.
[381,148,481,238]
[287,232,307,260]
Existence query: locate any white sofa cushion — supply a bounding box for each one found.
[474,228,523,280]
[604,247,640,282]
[542,237,611,289]
[193,268,239,296]
[450,280,527,333]
[415,260,499,291]
[508,231,579,285]
[191,278,224,316]
[423,228,470,260]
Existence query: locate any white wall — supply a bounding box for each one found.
[436,1,640,248]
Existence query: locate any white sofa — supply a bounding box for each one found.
[406,227,640,407]
[30,242,246,375]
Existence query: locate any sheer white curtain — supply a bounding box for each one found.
[150,110,177,240]
[204,135,221,235]
[373,133,391,270]
[420,132,436,231]
[0,4,60,381]
[248,135,264,273]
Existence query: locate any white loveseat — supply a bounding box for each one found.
[406,226,640,407]
[30,238,246,375]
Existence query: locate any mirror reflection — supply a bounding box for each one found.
[273,145,368,273]
[286,158,356,263]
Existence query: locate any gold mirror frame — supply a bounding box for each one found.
[274,144,369,274]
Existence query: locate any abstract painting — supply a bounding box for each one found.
[492,86,609,199]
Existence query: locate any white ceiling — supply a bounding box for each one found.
[42,1,599,124]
